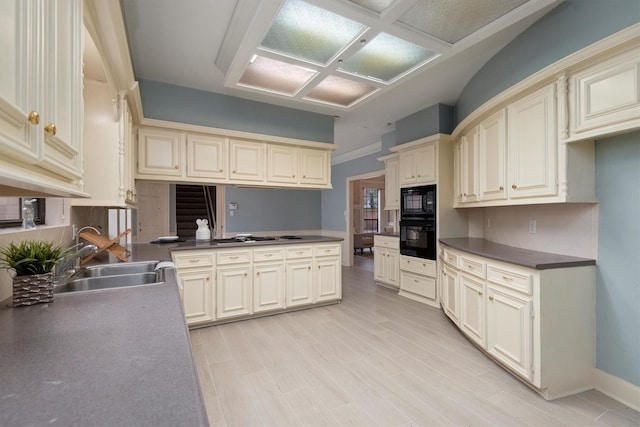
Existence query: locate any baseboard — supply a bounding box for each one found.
[594,368,640,411]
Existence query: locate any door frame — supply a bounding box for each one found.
[345,169,385,267]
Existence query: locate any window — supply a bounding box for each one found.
[362,188,379,233]
[0,198,46,228]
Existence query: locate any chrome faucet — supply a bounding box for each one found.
[54,243,99,282]
[75,226,101,245]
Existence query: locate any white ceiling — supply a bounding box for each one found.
[120,0,561,156]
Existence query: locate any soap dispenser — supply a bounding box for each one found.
[195,219,211,241]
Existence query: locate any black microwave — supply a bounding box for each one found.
[401,185,436,220]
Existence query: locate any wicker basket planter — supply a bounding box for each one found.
[12,272,54,307]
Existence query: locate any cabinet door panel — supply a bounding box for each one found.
[180,270,214,324]
[230,139,264,182]
[415,144,436,184]
[487,286,533,381]
[315,256,341,302]
[138,129,182,175]
[478,110,507,201]
[384,157,400,209]
[217,266,252,319]
[299,148,328,185]
[443,265,459,323]
[254,263,285,313]
[507,85,557,199]
[286,260,313,307]
[460,128,478,202]
[460,274,486,347]
[187,134,226,178]
[268,145,298,184]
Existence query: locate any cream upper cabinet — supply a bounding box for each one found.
[135,124,334,189]
[0,0,84,196]
[229,139,265,182]
[478,109,507,202]
[507,84,558,199]
[138,128,183,176]
[569,46,640,141]
[459,127,479,203]
[187,134,227,179]
[73,84,135,207]
[268,144,298,184]
[381,155,400,210]
[399,143,436,187]
[299,148,329,186]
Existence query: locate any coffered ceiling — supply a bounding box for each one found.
[121,0,562,156]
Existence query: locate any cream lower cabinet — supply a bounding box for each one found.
[373,235,399,289]
[439,244,595,399]
[314,244,342,302]
[398,256,437,307]
[441,264,459,323]
[253,247,285,313]
[173,242,341,326]
[216,250,252,320]
[171,250,215,325]
[285,246,314,307]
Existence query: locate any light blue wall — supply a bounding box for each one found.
[139,79,334,142]
[595,132,640,387]
[396,104,455,144]
[456,0,640,123]
[224,187,321,233]
[138,79,332,233]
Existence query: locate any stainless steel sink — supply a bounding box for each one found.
[73,261,160,277]
[54,261,165,293]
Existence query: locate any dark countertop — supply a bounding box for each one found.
[439,238,596,270]
[0,270,208,427]
[136,235,343,256]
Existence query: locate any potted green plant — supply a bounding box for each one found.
[0,240,65,307]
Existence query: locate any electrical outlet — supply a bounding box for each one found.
[529,220,537,234]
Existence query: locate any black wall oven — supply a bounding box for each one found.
[400,185,437,260]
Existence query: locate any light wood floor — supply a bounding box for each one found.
[189,253,639,427]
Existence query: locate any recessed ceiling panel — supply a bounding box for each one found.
[398,0,528,43]
[238,56,317,95]
[304,75,378,107]
[261,0,367,65]
[345,0,395,13]
[339,33,437,83]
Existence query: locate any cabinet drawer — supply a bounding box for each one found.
[459,255,486,279]
[487,264,533,296]
[216,250,251,265]
[314,244,340,257]
[400,270,436,299]
[253,247,284,262]
[374,235,399,250]
[400,256,437,277]
[286,246,313,259]
[443,249,459,268]
[173,251,214,269]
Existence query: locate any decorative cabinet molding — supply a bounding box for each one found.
[172,241,342,327]
[136,123,335,189]
[0,0,85,197]
[439,244,595,400]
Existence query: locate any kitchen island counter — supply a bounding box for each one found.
[0,268,208,427]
